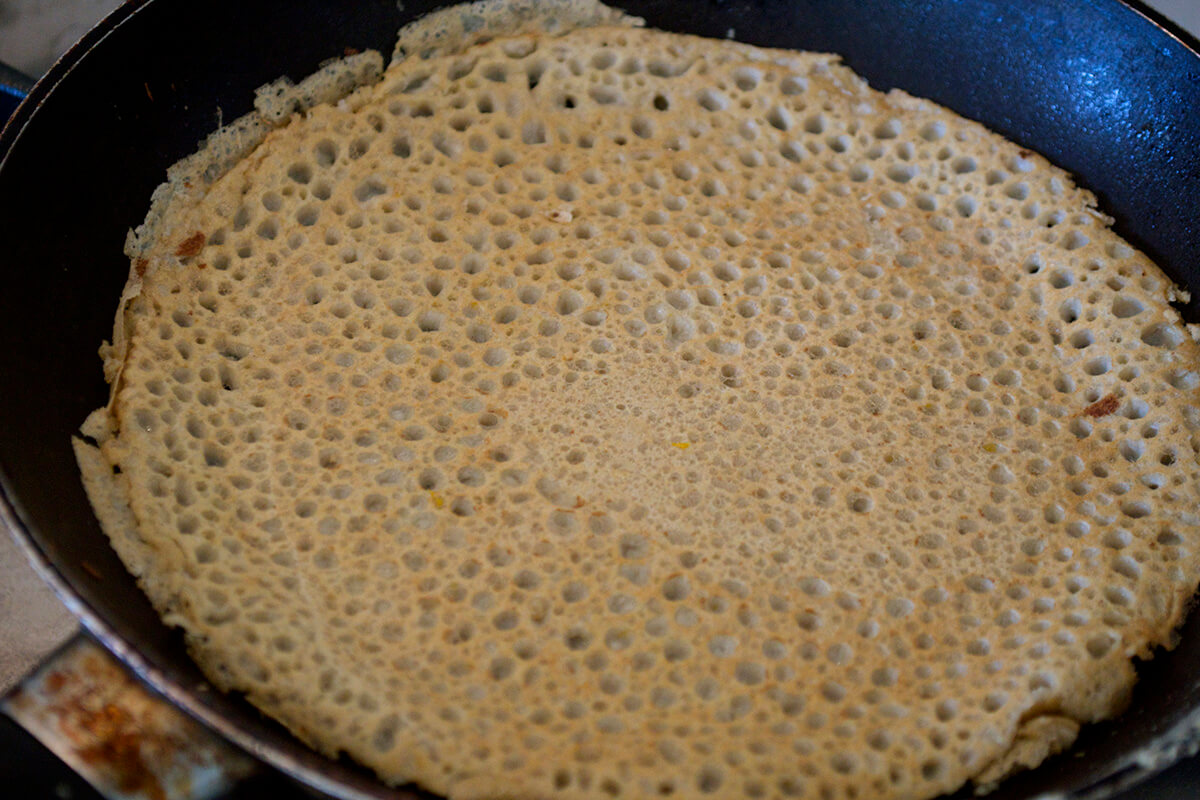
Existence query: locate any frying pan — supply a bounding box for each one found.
[2,0,1200,798]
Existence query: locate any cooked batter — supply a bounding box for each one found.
[75,4,1200,798]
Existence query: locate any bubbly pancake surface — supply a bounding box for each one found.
[76,17,1200,800]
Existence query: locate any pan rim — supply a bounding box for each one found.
[1118,0,1200,55]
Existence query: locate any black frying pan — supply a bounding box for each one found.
[2,1,1200,798]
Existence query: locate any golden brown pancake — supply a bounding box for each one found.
[76,5,1200,799]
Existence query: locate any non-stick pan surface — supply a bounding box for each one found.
[2,1,1199,798]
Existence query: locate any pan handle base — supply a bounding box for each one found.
[0,633,258,800]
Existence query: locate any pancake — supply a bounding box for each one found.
[75,4,1200,799]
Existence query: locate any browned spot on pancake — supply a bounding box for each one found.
[1083,394,1120,418]
[174,232,205,258]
